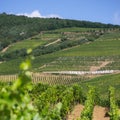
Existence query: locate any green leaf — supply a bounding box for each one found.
[27,48,32,54]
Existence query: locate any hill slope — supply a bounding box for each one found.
[0,14,120,74]
[0,13,119,51]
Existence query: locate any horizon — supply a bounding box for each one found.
[0,0,120,25]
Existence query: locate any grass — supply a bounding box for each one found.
[7,39,46,53]
[56,40,120,57]
[98,31,120,41]
[0,58,23,74]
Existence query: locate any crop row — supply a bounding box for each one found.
[0,78,120,120]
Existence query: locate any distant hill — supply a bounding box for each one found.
[0,13,120,51]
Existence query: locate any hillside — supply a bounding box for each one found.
[0,13,119,51]
[0,14,120,74]
[0,26,120,74]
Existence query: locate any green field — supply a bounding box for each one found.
[55,40,120,56]
[6,39,46,53]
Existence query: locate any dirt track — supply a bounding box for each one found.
[45,38,61,47]
[1,45,12,53]
[90,61,111,71]
[67,105,110,120]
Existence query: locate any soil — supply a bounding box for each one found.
[45,38,61,47]
[67,105,110,120]
[93,106,110,120]
[1,45,11,53]
[67,104,84,120]
[90,61,111,71]
[39,64,47,69]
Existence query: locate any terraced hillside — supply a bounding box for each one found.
[33,29,120,72]
[0,27,120,74]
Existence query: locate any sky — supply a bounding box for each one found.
[0,0,120,25]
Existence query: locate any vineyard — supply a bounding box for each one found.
[0,55,120,119]
[0,17,120,119]
[0,74,120,120]
[0,73,88,85]
[0,66,120,119]
[1,27,120,74]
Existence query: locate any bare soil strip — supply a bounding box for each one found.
[1,45,11,53]
[67,104,84,120]
[39,64,47,69]
[67,105,110,120]
[93,106,110,120]
[90,61,111,71]
[44,38,61,47]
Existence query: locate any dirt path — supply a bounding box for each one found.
[1,45,11,53]
[67,104,84,120]
[45,38,61,47]
[39,64,47,69]
[67,105,110,120]
[90,61,111,71]
[93,106,110,120]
